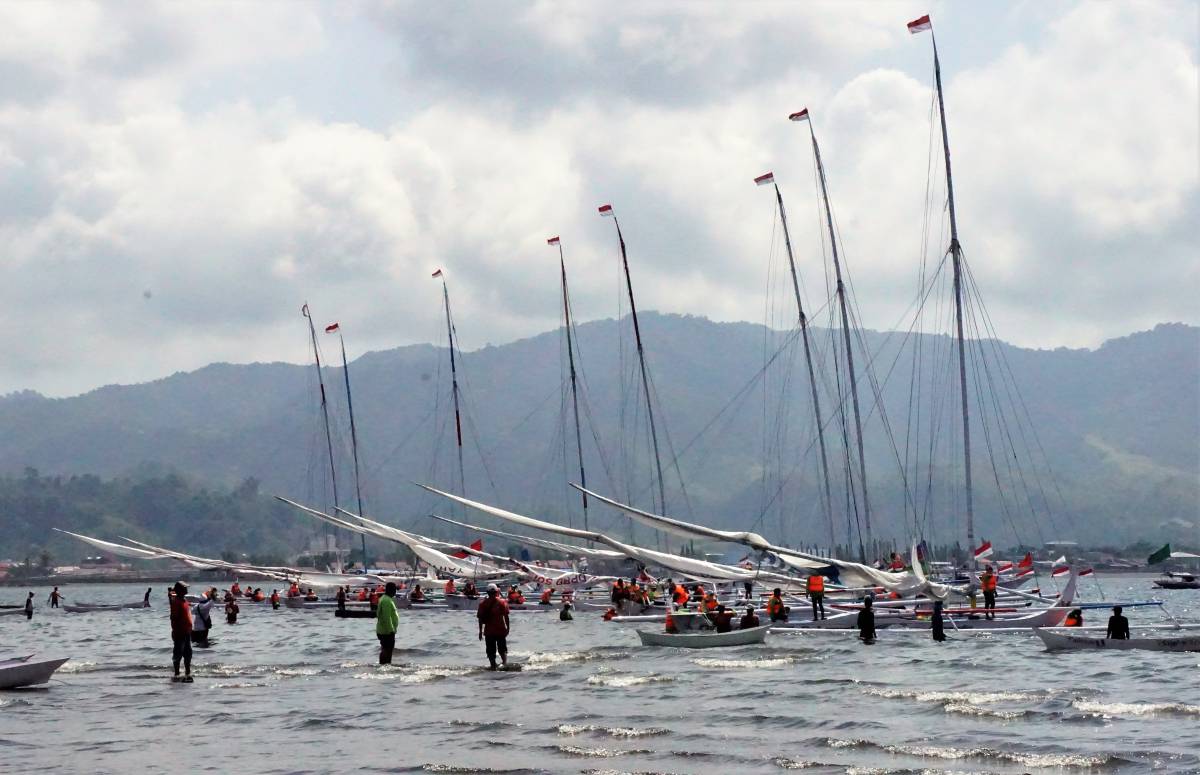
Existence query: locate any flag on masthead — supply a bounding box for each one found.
[598,204,614,217]
[431,268,443,278]
[547,236,560,245]
[907,14,932,34]
[788,108,809,122]
[754,172,775,186]
[973,540,993,560]
[324,323,339,333]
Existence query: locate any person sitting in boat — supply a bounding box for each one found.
[889,553,905,572]
[357,586,368,602]
[231,580,242,597]
[288,582,301,598]
[463,581,479,599]
[712,604,735,633]
[368,587,380,609]
[252,588,265,602]
[664,611,678,634]
[1064,608,1083,627]
[507,585,525,605]
[671,582,690,610]
[304,588,318,602]
[702,591,719,613]
[1106,606,1130,640]
[766,588,789,622]
[444,579,457,596]
[610,579,626,605]
[270,589,280,609]
[740,605,760,630]
[559,601,573,621]
[539,587,553,605]
[410,584,426,603]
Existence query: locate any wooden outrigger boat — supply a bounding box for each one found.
[62,601,149,613]
[0,656,70,689]
[1036,627,1200,653]
[638,625,770,648]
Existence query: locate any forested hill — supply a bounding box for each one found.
[0,316,1195,560]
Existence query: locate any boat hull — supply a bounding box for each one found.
[1036,628,1200,652]
[0,657,70,689]
[61,602,149,613]
[637,625,770,648]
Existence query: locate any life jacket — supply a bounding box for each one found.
[508,590,524,604]
[767,596,784,616]
[540,589,552,604]
[270,591,279,604]
[603,608,616,621]
[288,583,300,597]
[1065,611,1082,627]
[981,573,997,593]
[253,591,265,602]
[703,595,718,612]
[889,557,905,571]
[444,580,456,595]
[672,585,690,607]
[369,590,380,606]
[664,612,677,633]
[357,588,368,601]
[231,583,242,596]
[411,588,425,601]
[806,575,825,593]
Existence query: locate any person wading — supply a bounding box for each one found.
[806,574,826,621]
[192,588,216,647]
[169,582,194,682]
[931,599,946,642]
[24,591,34,620]
[48,587,63,609]
[477,583,511,670]
[857,596,876,645]
[376,581,400,665]
[980,565,998,621]
[1106,606,1130,640]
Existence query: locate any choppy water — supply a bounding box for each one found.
[2,575,1197,774]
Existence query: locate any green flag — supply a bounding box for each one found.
[1148,544,1171,565]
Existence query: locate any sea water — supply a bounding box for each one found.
[1,575,1197,774]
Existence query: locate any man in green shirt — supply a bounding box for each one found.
[376,581,400,664]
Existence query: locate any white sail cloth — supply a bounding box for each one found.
[52,529,164,560]
[416,485,803,587]
[429,514,626,560]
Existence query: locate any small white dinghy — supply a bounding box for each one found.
[637,625,770,649]
[1036,628,1200,653]
[62,601,149,613]
[0,657,70,689]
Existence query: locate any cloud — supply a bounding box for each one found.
[0,1,1194,396]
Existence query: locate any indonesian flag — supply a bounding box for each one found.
[324,323,339,333]
[997,561,1013,573]
[598,204,614,217]
[788,108,809,122]
[754,172,775,187]
[1015,567,1034,578]
[973,540,993,560]
[450,539,483,560]
[1052,565,1071,577]
[547,236,560,246]
[1079,567,1094,577]
[907,14,932,34]
[1018,552,1033,569]
[431,268,443,278]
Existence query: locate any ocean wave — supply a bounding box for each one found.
[586,673,674,688]
[691,656,797,669]
[942,702,1028,720]
[823,738,1122,768]
[557,745,651,758]
[353,665,468,684]
[57,660,98,674]
[558,724,670,738]
[515,649,626,671]
[1073,700,1200,717]
[861,686,1045,705]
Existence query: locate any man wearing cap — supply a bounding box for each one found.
[477,583,510,670]
[168,581,194,681]
[376,581,400,665]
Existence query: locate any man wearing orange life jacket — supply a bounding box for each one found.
[889,553,905,572]
[368,587,380,608]
[231,581,242,597]
[1064,608,1082,627]
[806,574,826,621]
[980,565,998,620]
[703,591,719,613]
[357,587,368,602]
[664,611,678,634]
[444,579,457,596]
[539,587,553,605]
[507,586,525,605]
[288,582,301,598]
[672,583,690,610]
[269,589,280,609]
[766,587,789,622]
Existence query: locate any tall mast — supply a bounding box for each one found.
[911,15,975,561]
[550,236,590,533]
[599,204,668,538]
[328,323,369,571]
[792,110,873,560]
[434,270,466,500]
[759,173,837,548]
[301,303,341,549]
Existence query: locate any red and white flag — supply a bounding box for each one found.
[754,172,775,187]
[450,539,483,560]
[1017,552,1033,569]
[325,323,339,334]
[907,14,932,34]
[1079,567,1094,577]
[1052,565,1071,577]
[431,268,443,278]
[788,108,809,122]
[598,204,614,217]
[1015,567,1034,578]
[997,561,1013,573]
[547,236,560,246]
[973,540,993,560]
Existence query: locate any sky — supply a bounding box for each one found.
[0,0,1196,397]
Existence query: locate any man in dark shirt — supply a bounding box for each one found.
[740,605,760,630]
[711,604,735,633]
[1106,605,1130,640]
[857,596,876,644]
[169,581,193,682]
[477,583,511,670]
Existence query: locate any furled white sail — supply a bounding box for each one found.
[430,514,625,560]
[52,528,164,560]
[416,484,803,587]
[511,561,614,590]
[408,542,508,580]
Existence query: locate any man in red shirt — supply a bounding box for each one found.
[169,581,194,682]
[476,583,510,670]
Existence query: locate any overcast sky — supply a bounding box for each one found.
[0,1,1196,397]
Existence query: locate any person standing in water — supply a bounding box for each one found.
[931,599,946,642]
[192,588,216,647]
[48,587,63,608]
[857,596,876,645]
[1106,606,1130,640]
[559,601,573,621]
[376,581,399,665]
[143,587,152,606]
[477,583,510,670]
[336,585,347,612]
[806,574,826,621]
[24,591,34,620]
[168,582,193,681]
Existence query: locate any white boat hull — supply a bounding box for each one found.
[62,602,149,613]
[637,625,770,648]
[0,657,70,689]
[1036,628,1200,652]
